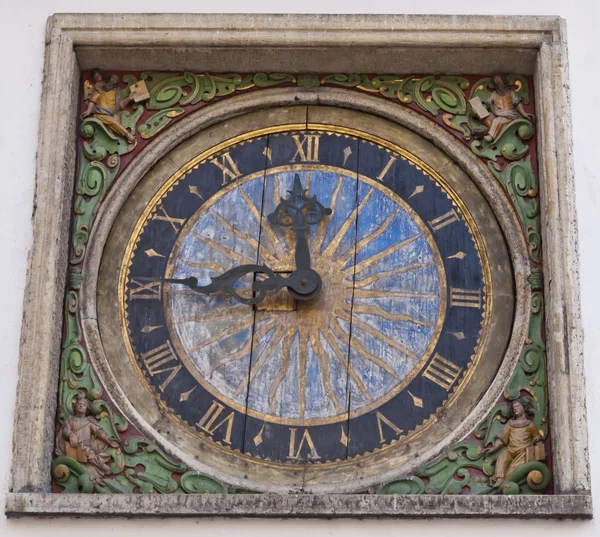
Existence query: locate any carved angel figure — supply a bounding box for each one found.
[481,400,545,486]
[471,74,535,142]
[55,397,119,484]
[81,69,136,143]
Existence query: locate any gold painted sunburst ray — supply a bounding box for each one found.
[348,305,432,327]
[353,262,433,289]
[175,306,251,323]
[180,260,225,272]
[353,289,439,299]
[321,327,370,400]
[236,324,287,396]
[209,209,280,267]
[192,232,256,265]
[312,176,342,253]
[335,208,400,267]
[205,317,277,376]
[330,315,399,379]
[268,328,297,412]
[321,188,374,258]
[189,315,255,353]
[309,332,342,412]
[239,187,287,259]
[336,309,419,361]
[298,329,308,418]
[345,234,420,276]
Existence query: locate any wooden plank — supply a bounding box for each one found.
[243,131,360,463]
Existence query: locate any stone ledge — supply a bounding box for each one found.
[5,493,593,519]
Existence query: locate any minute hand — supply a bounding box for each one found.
[267,174,332,299]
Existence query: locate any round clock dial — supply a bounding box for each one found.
[120,127,492,463]
[96,106,514,490]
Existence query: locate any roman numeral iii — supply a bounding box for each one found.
[450,287,482,308]
[422,353,463,391]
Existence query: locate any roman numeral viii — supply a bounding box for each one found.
[140,341,181,391]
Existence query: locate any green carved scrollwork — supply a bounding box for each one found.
[54,437,230,494]
[471,119,534,162]
[138,108,184,139]
[141,72,296,110]
[81,118,135,161]
[297,74,320,89]
[53,457,97,493]
[489,157,541,261]
[71,150,119,264]
[180,471,229,494]
[58,291,103,422]
[119,438,188,493]
[322,74,470,118]
[121,103,145,132]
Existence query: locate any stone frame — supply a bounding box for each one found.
[5,13,591,518]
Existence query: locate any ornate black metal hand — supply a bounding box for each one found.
[145,264,278,305]
[140,175,331,305]
[267,174,331,300]
[139,261,321,305]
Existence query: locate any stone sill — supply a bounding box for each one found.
[5,492,593,519]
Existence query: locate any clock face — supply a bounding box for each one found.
[119,126,495,464]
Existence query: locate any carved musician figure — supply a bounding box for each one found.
[470,74,535,142]
[481,400,545,486]
[81,69,136,143]
[55,398,119,484]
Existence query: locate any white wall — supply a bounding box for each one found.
[1,0,598,534]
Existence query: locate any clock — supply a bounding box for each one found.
[98,107,514,491]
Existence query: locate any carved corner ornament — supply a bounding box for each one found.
[54,70,548,496]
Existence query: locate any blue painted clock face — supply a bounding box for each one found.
[122,128,489,463]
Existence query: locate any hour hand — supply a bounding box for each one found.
[140,264,280,305]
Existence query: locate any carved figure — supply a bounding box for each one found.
[55,397,119,484]
[481,400,544,486]
[470,74,534,142]
[81,69,136,143]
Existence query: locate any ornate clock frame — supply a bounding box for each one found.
[6,14,591,518]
